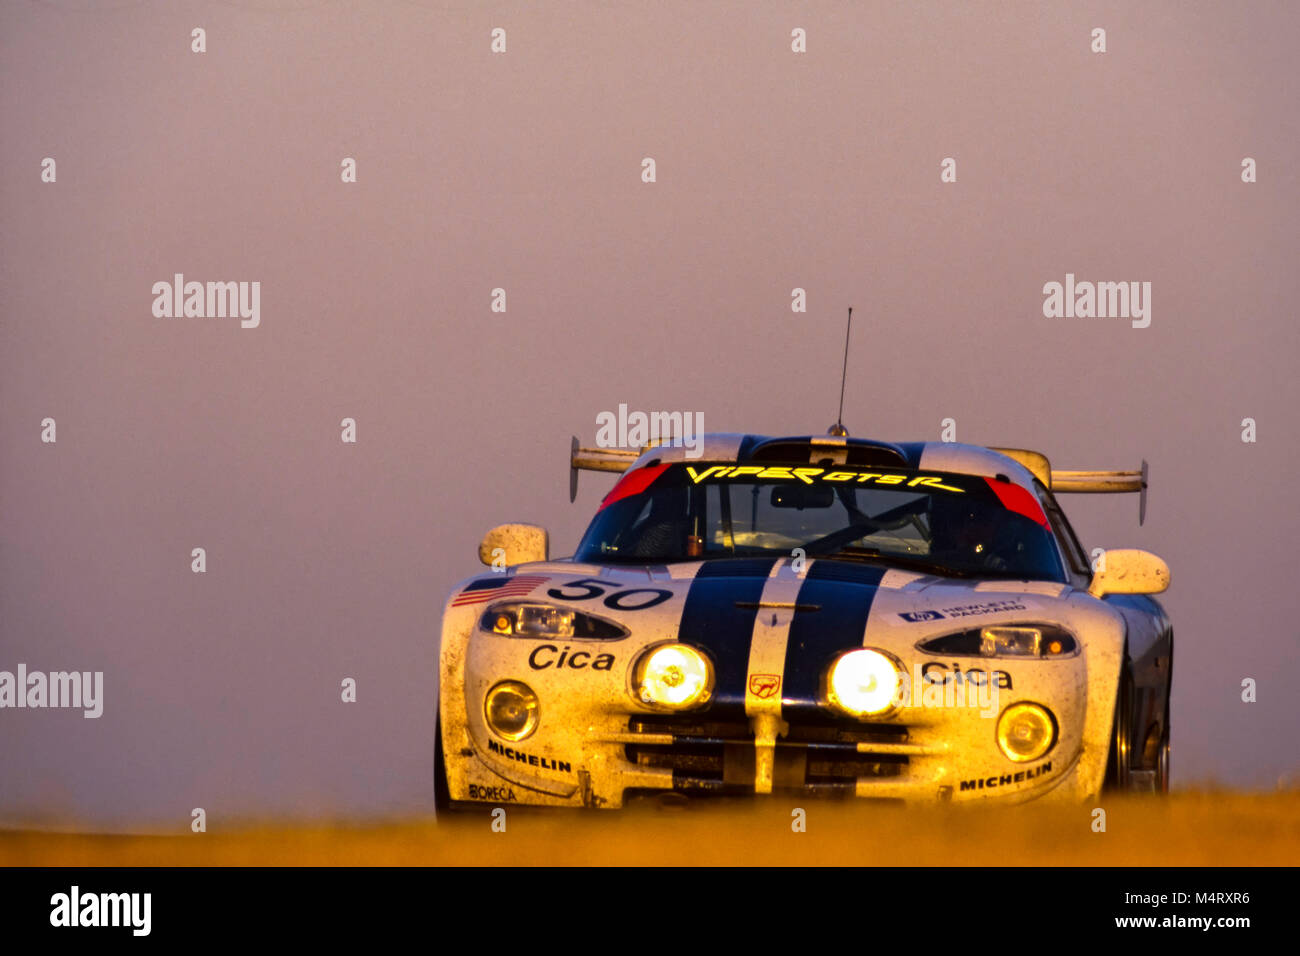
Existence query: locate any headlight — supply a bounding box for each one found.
[982,627,1043,656]
[632,643,713,710]
[482,603,626,640]
[996,702,1057,762]
[825,648,902,718]
[918,624,1077,658]
[485,680,539,741]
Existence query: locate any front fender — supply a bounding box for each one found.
[1045,593,1127,801]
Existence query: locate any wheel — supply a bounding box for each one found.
[435,713,503,818]
[1156,702,1171,794]
[1103,665,1133,791]
[434,714,452,814]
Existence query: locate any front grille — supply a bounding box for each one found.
[626,714,909,794]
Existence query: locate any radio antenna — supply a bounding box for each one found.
[829,307,852,437]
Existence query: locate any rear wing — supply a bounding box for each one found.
[993,448,1149,525]
[569,437,639,501]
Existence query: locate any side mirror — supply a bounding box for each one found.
[1087,548,1170,598]
[478,524,549,567]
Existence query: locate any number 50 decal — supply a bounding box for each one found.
[546,577,672,611]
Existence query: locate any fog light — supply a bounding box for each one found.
[485,680,539,741]
[633,644,713,709]
[826,648,902,718]
[996,702,1057,762]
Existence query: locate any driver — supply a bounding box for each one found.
[628,485,693,559]
[931,498,1015,570]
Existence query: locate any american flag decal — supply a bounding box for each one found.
[451,574,550,607]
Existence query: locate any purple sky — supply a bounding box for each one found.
[2,1,1297,828]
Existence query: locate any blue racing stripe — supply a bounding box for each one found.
[894,442,928,469]
[782,561,886,715]
[735,434,765,462]
[460,577,508,593]
[676,558,776,716]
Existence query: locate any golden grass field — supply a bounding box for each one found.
[2,791,1297,866]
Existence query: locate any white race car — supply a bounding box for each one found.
[435,431,1172,810]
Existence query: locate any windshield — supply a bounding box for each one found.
[574,462,1067,581]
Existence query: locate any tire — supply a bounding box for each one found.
[1156,640,1173,794]
[1103,665,1133,791]
[435,714,505,818]
[1156,701,1171,794]
[434,714,452,814]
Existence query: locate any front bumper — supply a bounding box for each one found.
[444,701,1083,808]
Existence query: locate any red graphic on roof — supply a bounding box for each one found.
[598,463,670,512]
[983,477,1051,530]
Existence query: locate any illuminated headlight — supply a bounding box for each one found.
[485,680,539,741]
[826,648,902,718]
[996,702,1057,762]
[482,603,626,640]
[632,643,713,710]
